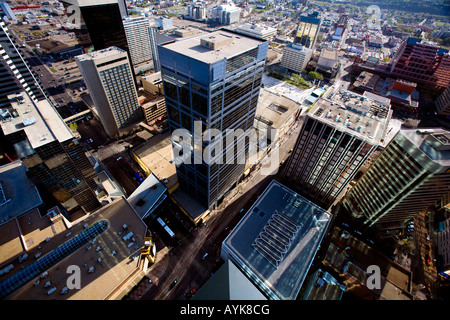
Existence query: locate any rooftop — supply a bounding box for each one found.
[127,173,167,219]
[0,161,42,221]
[222,180,332,300]
[160,29,265,64]
[401,128,450,167]
[310,88,392,146]
[1,93,73,149]
[0,197,147,300]
[132,131,178,193]
[75,46,127,64]
[254,88,301,129]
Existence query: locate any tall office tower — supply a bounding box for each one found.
[282,89,391,210]
[294,15,322,49]
[390,37,450,95]
[436,85,450,116]
[0,17,46,107]
[123,16,152,66]
[280,43,312,74]
[0,92,100,216]
[342,128,450,230]
[0,1,16,21]
[76,47,143,138]
[149,27,175,72]
[61,0,132,64]
[159,29,268,209]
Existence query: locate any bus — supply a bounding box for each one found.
[157,217,175,238]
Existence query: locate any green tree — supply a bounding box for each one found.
[308,71,324,81]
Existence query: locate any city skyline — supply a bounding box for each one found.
[0,0,449,305]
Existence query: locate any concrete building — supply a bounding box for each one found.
[390,37,450,95]
[123,16,152,66]
[316,49,339,79]
[342,128,450,230]
[76,46,143,138]
[0,93,100,216]
[186,2,207,21]
[253,88,302,145]
[283,88,392,210]
[294,15,322,49]
[0,197,150,300]
[158,29,267,216]
[211,2,241,25]
[436,86,450,116]
[139,72,166,126]
[221,180,332,300]
[235,23,277,40]
[154,17,173,30]
[280,43,312,74]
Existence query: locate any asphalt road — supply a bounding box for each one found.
[126,118,304,300]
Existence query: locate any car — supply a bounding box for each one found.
[201,253,208,260]
[117,157,122,161]
[169,278,178,290]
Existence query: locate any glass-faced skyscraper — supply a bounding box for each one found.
[342,128,450,230]
[158,29,268,209]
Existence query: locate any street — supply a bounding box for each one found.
[125,117,304,300]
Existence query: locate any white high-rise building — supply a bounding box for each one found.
[283,89,392,210]
[280,43,312,74]
[186,2,207,21]
[211,1,241,25]
[123,16,152,66]
[76,47,143,138]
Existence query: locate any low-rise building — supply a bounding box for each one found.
[316,48,339,79]
[235,23,277,40]
[0,197,149,300]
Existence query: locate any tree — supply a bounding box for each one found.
[308,71,324,81]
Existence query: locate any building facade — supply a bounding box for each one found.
[390,37,450,95]
[280,43,312,74]
[123,16,152,66]
[0,17,46,107]
[294,15,322,49]
[76,47,143,138]
[342,128,450,230]
[282,89,391,210]
[436,86,450,116]
[159,29,267,209]
[186,2,207,21]
[1,93,100,216]
[211,2,241,25]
